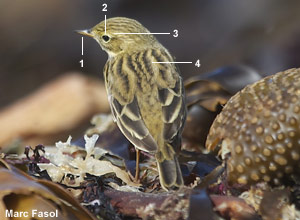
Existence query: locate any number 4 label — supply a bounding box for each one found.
[195,59,201,67]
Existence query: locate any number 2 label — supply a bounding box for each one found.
[102,3,107,11]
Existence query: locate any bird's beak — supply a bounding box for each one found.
[75,29,94,38]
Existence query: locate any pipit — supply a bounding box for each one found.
[77,17,186,190]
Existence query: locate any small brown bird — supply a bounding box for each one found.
[77,17,186,190]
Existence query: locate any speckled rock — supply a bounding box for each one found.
[206,68,300,185]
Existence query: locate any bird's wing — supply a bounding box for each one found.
[150,49,187,144]
[104,54,158,152]
[104,49,186,153]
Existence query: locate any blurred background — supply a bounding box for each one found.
[0,0,300,148]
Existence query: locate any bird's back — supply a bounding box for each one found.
[104,47,186,154]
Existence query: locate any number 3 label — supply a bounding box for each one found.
[173,29,178,37]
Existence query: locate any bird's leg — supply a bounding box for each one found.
[135,148,140,182]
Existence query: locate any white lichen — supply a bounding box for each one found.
[39,135,140,187]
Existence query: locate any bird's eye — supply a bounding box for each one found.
[102,35,110,42]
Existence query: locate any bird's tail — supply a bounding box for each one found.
[155,143,183,190]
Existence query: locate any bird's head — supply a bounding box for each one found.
[77,17,159,57]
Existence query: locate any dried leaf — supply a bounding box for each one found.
[210,195,260,220]
[0,159,96,220]
[183,65,262,151]
[182,105,221,150]
[185,65,262,95]
[0,73,109,148]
